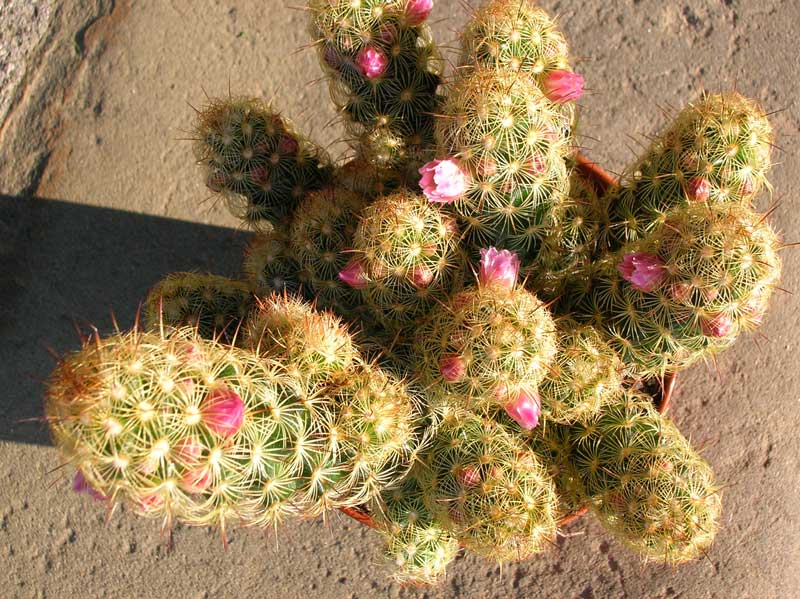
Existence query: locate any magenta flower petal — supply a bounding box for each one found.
[439,355,466,383]
[338,259,368,289]
[543,70,584,103]
[356,46,388,79]
[504,388,541,430]
[418,158,468,203]
[405,0,433,25]
[617,252,666,292]
[201,386,245,437]
[479,247,520,292]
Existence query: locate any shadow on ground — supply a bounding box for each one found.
[0,194,251,445]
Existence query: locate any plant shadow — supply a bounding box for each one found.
[0,194,252,445]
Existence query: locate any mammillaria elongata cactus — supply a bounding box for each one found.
[44,0,789,588]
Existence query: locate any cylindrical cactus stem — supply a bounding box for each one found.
[144,272,253,343]
[193,97,333,230]
[371,472,460,586]
[308,0,443,171]
[289,187,366,317]
[413,248,557,425]
[523,169,604,306]
[310,360,423,511]
[243,294,356,384]
[433,67,573,255]
[568,390,722,564]
[459,0,583,124]
[334,157,402,203]
[242,225,303,297]
[417,409,559,562]
[537,319,623,423]
[348,189,466,326]
[602,92,774,248]
[45,328,337,531]
[581,202,782,378]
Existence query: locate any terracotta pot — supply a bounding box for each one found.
[339,153,677,530]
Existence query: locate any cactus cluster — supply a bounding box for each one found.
[44,0,788,589]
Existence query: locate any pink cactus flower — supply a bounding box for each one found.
[411,264,434,287]
[356,46,388,79]
[543,70,584,103]
[405,0,433,25]
[338,259,368,289]
[201,386,245,437]
[687,176,711,202]
[418,158,469,203]
[72,470,107,501]
[439,355,466,383]
[458,465,481,487]
[181,467,212,494]
[701,313,735,338]
[479,247,520,292]
[617,252,666,292]
[505,388,541,430]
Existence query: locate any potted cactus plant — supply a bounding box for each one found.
[44,0,783,587]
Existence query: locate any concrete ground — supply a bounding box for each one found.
[1,1,798,598]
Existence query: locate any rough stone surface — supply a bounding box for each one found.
[1,1,799,598]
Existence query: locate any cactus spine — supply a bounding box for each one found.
[243,225,303,296]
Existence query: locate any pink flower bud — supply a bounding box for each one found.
[479,247,520,292]
[139,493,164,512]
[418,158,469,203]
[405,0,433,25]
[181,466,212,494]
[173,437,203,466]
[323,45,343,69]
[457,465,480,487]
[411,264,434,287]
[687,177,711,202]
[250,164,269,184]
[439,355,466,383]
[72,470,107,501]
[476,158,497,178]
[200,386,245,437]
[617,252,666,292]
[338,259,368,289]
[278,135,298,155]
[669,282,693,304]
[206,171,227,192]
[525,154,547,176]
[356,46,388,79]
[505,388,541,430]
[700,313,735,338]
[543,70,584,103]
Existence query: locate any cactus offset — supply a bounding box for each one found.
[418,409,558,562]
[568,390,721,564]
[434,68,572,255]
[603,92,773,248]
[243,225,303,296]
[582,203,782,377]
[144,272,252,343]
[372,472,459,586]
[309,0,443,170]
[194,97,333,229]
[351,189,466,326]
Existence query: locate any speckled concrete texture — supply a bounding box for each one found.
[1,1,798,598]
